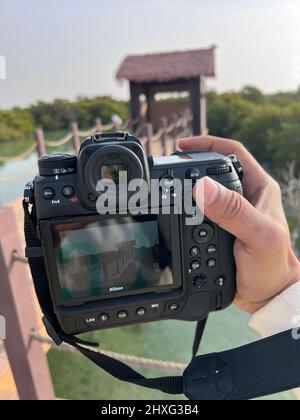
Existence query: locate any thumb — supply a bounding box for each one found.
[195,177,267,248]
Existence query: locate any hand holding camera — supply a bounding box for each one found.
[179,135,300,314]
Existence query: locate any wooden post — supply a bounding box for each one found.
[159,117,168,156]
[129,81,142,131]
[144,123,153,156]
[0,202,55,400]
[34,128,47,157]
[94,118,103,133]
[171,114,178,153]
[200,76,207,135]
[70,122,80,153]
[145,87,155,124]
[189,76,201,135]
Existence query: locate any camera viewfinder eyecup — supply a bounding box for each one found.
[84,144,145,196]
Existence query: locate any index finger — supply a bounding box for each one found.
[178,135,269,199]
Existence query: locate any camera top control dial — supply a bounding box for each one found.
[38,154,77,177]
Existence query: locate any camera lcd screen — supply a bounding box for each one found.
[52,216,174,302]
[101,164,128,184]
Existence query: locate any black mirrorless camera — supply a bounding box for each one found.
[29,132,243,335]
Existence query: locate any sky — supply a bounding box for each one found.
[0,0,300,109]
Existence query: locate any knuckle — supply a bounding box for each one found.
[270,178,282,196]
[230,139,245,154]
[221,191,244,220]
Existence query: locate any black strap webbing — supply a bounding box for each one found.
[23,199,300,400]
[184,329,300,400]
[192,318,208,358]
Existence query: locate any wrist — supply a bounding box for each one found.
[285,253,300,290]
[235,255,300,315]
[250,281,300,337]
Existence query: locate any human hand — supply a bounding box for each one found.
[178,135,300,314]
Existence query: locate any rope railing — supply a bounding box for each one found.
[0,112,193,184]
[77,128,97,138]
[44,132,73,148]
[0,143,37,163]
[32,332,186,374]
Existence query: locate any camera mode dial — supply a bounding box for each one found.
[38,154,77,177]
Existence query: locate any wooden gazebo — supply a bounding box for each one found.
[116,47,216,135]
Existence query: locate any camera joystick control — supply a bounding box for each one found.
[193,276,207,288]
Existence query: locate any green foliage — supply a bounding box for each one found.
[207,86,300,176]
[0,108,34,141]
[29,96,128,131]
[0,96,128,142]
[1,86,300,178]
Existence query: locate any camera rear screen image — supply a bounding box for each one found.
[52,216,174,302]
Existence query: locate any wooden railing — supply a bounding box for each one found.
[0,112,193,185]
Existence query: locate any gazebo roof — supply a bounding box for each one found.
[116,47,216,83]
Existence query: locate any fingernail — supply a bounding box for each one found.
[203,177,220,205]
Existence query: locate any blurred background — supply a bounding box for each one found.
[0,0,300,400]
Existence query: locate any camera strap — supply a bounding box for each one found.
[23,198,300,400]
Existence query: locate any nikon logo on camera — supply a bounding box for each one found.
[109,286,124,293]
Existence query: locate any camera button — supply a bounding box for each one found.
[186,168,201,179]
[169,303,179,312]
[207,258,217,268]
[193,276,207,288]
[42,187,55,200]
[207,244,217,255]
[88,193,97,202]
[62,185,75,198]
[191,260,201,271]
[117,310,128,320]
[136,307,146,317]
[190,246,200,257]
[160,175,175,190]
[193,223,214,243]
[216,292,223,310]
[99,313,109,323]
[216,276,226,287]
[83,316,97,327]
